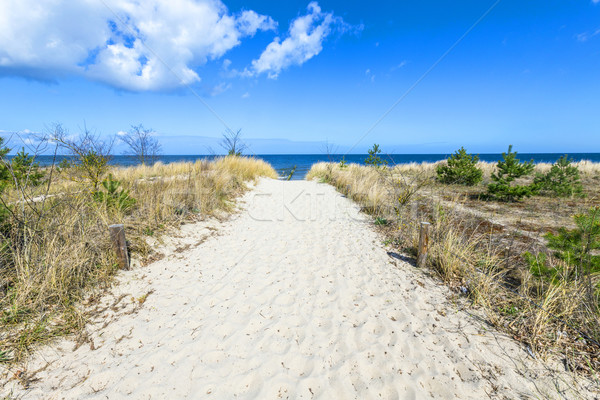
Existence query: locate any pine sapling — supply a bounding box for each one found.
[365,144,388,167]
[534,155,583,197]
[488,145,536,201]
[436,147,483,186]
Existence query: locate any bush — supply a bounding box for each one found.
[487,145,536,201]
[436,147,482,185]
[0,137,11,193]
[524,207,600,299]
[10,147,45,188]
[51,124,113,191]
[534,155,583,197]
[92,174,136,213]
[365,144,387,167]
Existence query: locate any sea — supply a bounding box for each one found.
[30,153,600,180]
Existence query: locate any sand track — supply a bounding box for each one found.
[1,178,593,399]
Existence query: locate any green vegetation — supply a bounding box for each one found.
[0,140,45,191]
[364,144,388,167]
[374,217,388,226]
[436,147,482,186]
[8,148,44,188]
[487,145,536,201]
[92,174,136,213]
[534,155,584,197]
[0,138,12,195]
[527,207,600,288]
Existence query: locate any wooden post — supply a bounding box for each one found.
[417,222,431,268]
[109,224,129,270]
[504,246,510,270]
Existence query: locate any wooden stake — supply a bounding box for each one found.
[109,224,129,270]
[417,222,431,268]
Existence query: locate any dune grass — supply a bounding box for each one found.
[0,156,276,363]
[308,161,600,374]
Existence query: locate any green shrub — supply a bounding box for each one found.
[10,148,45,188]
[92,174,136,213]
[365,144,388,167]
[436,147,483,185]
[0,138,10,193]
[487,145,536,201]
[374,217,388,226]
[525,207,600,289]
[534,155,583,197]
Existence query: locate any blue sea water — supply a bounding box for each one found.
[30,153,600,180]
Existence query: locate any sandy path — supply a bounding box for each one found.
[1,178,593,399]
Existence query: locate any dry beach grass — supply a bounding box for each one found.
[2,177,597,399]
[307,161,600,377]
[0,156,277,363]
[1,156,599,398]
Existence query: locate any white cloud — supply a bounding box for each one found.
[577,28,600,42]
[0,0,276,91]
[210,82,232,96]
[241,92,250,98]
[390,60,408,71]
[249,2,360,78]
[237,10,277,36]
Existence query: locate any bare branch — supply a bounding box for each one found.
[120,124,162,165]
[219,129,246,156]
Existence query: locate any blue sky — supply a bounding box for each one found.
[1,0,599,154]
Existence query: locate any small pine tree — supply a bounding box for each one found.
[0,139,11,229]
[545,207,600,273]
[93,174,136,212]
[365,144,388,167]
[487,145,536,201]
[534,155,583,197]
[436,147,483,186]
[525,207,600,301]
[10,147,45,187]
[0,138,10,193]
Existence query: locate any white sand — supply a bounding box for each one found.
[1,178,595,399]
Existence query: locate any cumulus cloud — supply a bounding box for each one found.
[0,0,276,91]
[249,2,360,78]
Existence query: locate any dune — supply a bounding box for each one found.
[1,178,593,399]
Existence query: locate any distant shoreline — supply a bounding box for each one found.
[20,153,600,180]
[19,152,600,165]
